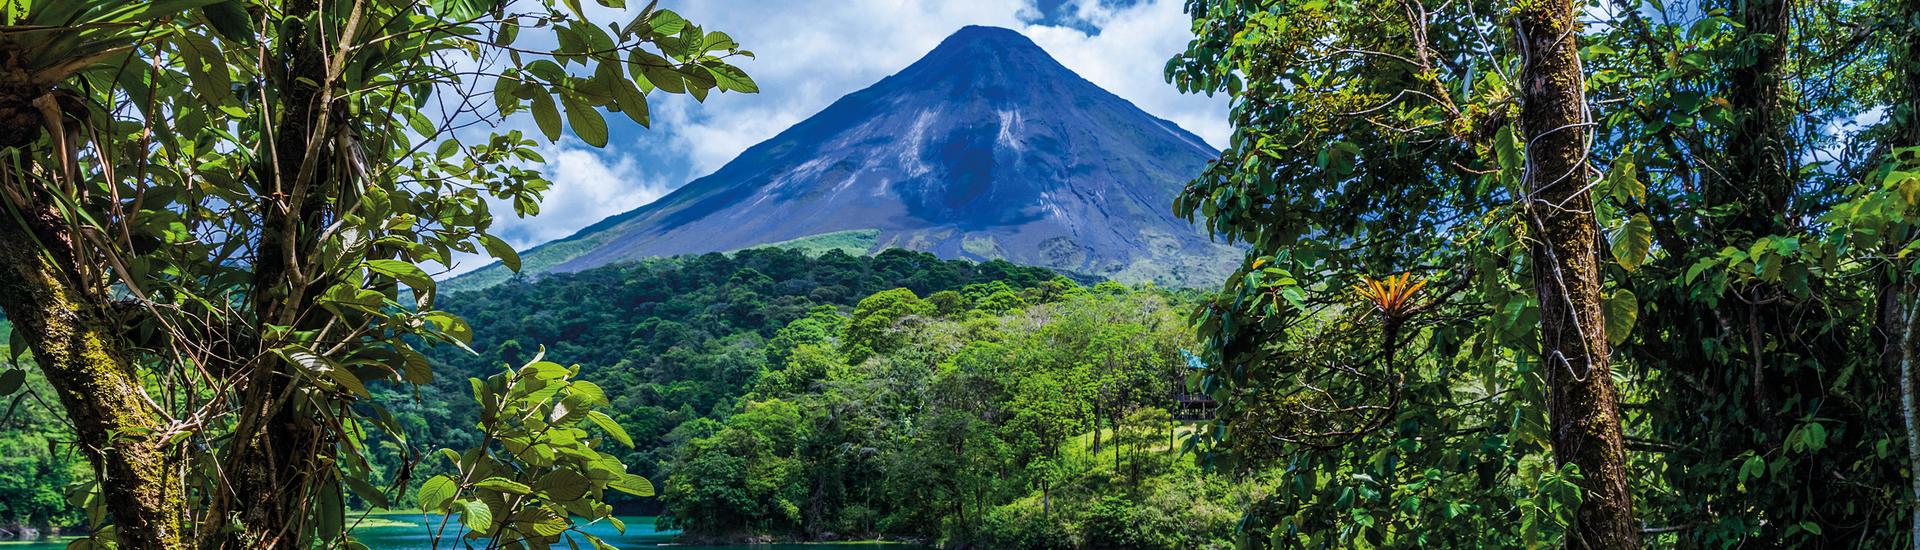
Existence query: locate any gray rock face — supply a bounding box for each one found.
[453,25,1238,290]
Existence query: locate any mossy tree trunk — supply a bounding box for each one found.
[1512,1,1640,548]
[0,190,187,550]
[207,0,352,545]
[1715,0,1800,447]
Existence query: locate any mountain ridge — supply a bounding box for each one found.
[448,25,1236,292]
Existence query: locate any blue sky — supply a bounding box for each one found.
[441,0,1228,276]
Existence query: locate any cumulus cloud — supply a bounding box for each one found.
[653,0,1225,175]
[1024,0,1229,149]
[438,139,674,276]
[508,142,674,246]
[445,0,1228,277]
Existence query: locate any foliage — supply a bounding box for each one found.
[412,355,650,550]
[0,360,87,533]
[1168,0,1920,546]
[657,283,1252,548]
[408,248,1068,515]
[0,0,751,546]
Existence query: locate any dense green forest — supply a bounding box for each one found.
[421,247,1250,547]
[656,278,1241,548]
[1162,0,1920,547]
[401,248,1073,506]
[1,0,1918,548]
[0,320,88,537]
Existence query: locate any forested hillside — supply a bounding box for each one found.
[658,282,1242,548]
[0,319,87,538]
[404,248,1075,509]
[4,0,1920,548]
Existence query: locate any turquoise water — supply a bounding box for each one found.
[0,515,919,549]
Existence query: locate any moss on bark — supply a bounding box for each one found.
[0,204,186,550]
[1512,1,1639,548]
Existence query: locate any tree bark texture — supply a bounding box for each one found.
[1513,1,1640,548]
[210,0,355,545]
[0,197,186,550]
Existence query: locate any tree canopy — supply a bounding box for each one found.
[0,0,752,547]
[1169,0,1919,546]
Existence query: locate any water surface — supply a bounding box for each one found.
[0,514,918,549]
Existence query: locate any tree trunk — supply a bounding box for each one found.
[1716,0,1796,440]
[1891,0,1920,543]
[1512,2,1640,549]
[0,200,186,550]
[209,0,353,544]
[1873,0,1920,542]
[1720,0,1795,235]
[1899,288,1920,550]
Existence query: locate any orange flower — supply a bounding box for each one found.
[1351,272,1429,319]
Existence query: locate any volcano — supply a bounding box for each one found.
[450,25,1237,290]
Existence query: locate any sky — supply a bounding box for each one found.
[438,0,1230,277]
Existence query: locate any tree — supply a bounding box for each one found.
[1169,0,1920,546]
[1511,0,1637,545]
[0,0,753,547]
[1165,0,1603,545]
[841,288,934,363]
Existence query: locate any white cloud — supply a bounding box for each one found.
[445,0,1228,277]
[1023,0,1230,148]
[654,0,1225,175]
[438,139,673,277]
[509,142,673,246]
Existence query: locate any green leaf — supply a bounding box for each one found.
[7,324,26,365]
[108,0,229,23]
[1611,213,1652,271]
[1607,154,1645,205]
[701,30,739,52]
[517,507,570,536]
[643,65,686,94]
[458,499,494,533]
[586,410,633,448]
[434,139,461,160]
[569,380,608,405]
[646,10,687,36]
[398,348,433,384]
[1603,289,1638,347]
[276,347,367,397]
[1740,455,1766,481]
[480,234,521,272]
[417,475,458,510]
[174,32,232,105]
[0,368,22,396]
[475,477,533,495]
[343,475,390,509]
[611,78,650,127]
[706,64,757,93]
[529,92,562,142]
[366,259,433,295]
[536,469,591,502]
[200,1,256,46]
[560,95,609,147]
[608,472,653,497]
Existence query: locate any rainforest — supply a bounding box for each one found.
[0,0,1917,549]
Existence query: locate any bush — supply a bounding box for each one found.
[978,501,1075,550]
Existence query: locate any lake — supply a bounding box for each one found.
[0,514,922,549]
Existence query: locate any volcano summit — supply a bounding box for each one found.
[452,25,1237,290]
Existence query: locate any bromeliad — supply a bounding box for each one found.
[1352,272,1429,321]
